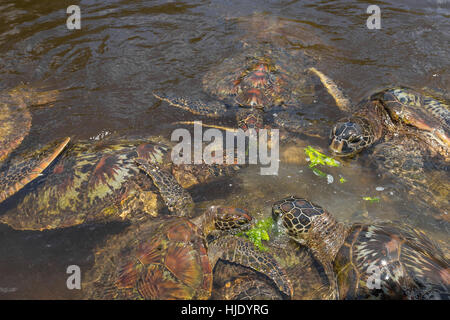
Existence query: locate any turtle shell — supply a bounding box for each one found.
[212,260,284,300]
[334,222,450,300]
[0,92,31,162]
[0,139,166,230]
[202,44,318,111]
[83,216,213,300]
[0,86,59,161]
[0,137,241,230]
[373,87,450,158]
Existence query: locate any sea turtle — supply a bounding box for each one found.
[272,196,450,300]
[211,240,331,300]
[0,85,70,204]
[153,41,351,141]
[0,137,240,231]
[328,87,449,220]
[82,159,293,300]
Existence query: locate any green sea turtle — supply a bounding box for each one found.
[82,159,293,300]
[0,85,70,204]
[328,87,449,220]
[272,196,450,300]
[0,137,240,230]
[153,41,351,141]
[212,239,331,300]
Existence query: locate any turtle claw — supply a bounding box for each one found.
[0,137,70,204]
[153,92,228,117]
[135,157,194,217]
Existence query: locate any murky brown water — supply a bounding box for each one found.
[0,0,449,299]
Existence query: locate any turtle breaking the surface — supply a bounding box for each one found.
[0,85,70,204]
[272,196,450,300]
[0,137,239,231]
[82,158,293,300]
[329,87,450,220]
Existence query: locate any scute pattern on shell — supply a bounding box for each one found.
[83,217,212,300]
[335,222,450,299]
[0,140,169,230]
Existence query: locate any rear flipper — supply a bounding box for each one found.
[209,235,294,299]
[0,137,70,204]
[135,158,194,217]
[153,92,228,117]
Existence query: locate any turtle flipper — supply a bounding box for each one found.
[273,110,326,138]
[153,92,228,117]
[0,137,70,204]
[308,67,352,112]
[208,235,293,299]
[135,158,194,217]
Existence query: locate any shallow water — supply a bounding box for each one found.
[0,0,449,299]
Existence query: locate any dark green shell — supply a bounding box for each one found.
[334,222,450,300]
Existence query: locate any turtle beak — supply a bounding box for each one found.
[330,138,345,154]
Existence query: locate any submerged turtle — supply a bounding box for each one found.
[82,159,293,300]
[0,137,239,230]
[329,87,449,220]
[272,196,450,300]
[212,239,331,300]
[153,41,350,140]
[0,85,70,204]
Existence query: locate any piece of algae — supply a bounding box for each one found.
[238,216,274,252]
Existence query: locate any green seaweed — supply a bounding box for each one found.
[238,216,274,252]
[363,196,380,203]
[305,146,340,168]
[305,146,341,181]
[339,176,347,184]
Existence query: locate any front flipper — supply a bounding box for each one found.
[135,158,194,217]
[208,235,294,299]
[153,92,228,117]
[308,67,352,112]
[0,137,70,204]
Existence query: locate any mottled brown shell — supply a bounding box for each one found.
[83,216,213,300]
[335,223,450,299]
[202,44,317,111]
[0,139,167,230]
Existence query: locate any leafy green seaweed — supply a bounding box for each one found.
[305,146,342,182]
[238,216,274,252]
[363,196,380,203]
[305,146,340,168]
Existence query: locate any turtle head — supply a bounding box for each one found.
[272,196,347,262]
[329,118,371,157]
[272,196,325,245]
[203,206,253,235]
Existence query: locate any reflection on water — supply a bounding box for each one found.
[0,0,448,299]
